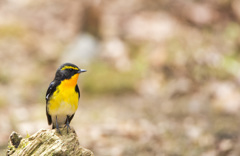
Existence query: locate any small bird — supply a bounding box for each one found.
[46,63,86,134]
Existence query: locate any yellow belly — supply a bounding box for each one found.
[48,86,79,116]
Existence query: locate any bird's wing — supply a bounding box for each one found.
[46,81,55,102]
[75,84,80,99]
[67,114,75,125]
[46,81,59,125]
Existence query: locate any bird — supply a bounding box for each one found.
[46,63,87,134]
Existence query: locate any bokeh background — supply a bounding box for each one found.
[1,0,240,155]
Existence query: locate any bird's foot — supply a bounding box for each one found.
[55,116,62,135]
[56,127,62,135]
[64,122,71,134]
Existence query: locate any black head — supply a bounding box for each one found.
[54,63,87,81]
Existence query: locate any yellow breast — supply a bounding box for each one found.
[48,74,80,116]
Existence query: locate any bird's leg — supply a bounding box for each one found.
[64,115,71,133]
[56,116,61,135]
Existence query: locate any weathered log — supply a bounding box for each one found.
[7,128,94,156]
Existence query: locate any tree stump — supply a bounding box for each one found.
[7,128,94,156]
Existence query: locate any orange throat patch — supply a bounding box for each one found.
[61,73,80,87]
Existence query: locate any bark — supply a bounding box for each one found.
[7,128,94,156]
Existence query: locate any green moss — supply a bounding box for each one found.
[82,55,148,95]
[82,62,135,94]
[7,144,14,151]
[26,132,30,139]
[0,72,10,85]
[18,139,29,149]
[223,22,240,41]
[221,54,240,76]
[190,64,230,82]
[0,23,26,38]
[0,96,7,108]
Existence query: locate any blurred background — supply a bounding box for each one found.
[1,0,240,155]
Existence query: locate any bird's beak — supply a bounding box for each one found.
[78,69,87,73]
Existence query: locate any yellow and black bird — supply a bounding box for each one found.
[46,63,86,133]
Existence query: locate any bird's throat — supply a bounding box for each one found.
[61,73,80,87]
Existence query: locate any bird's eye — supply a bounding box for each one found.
[69,69,73,71]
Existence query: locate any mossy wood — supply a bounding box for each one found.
[7,128,94,156]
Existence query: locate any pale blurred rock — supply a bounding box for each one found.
[179,2,218,26]
[7,0,31,7]
[99,0,142,38]
[193,48,222,67]
[124,11,177,42]
[199,134,215,147]
[232,0,240,21]
[100,13,120,38]
[188,93,206,114]
[184,118,203,141]
[61,33,99,65]
[149,46,167,68]
[210,82,240,113]
[164,77,192,97]
[219,139,233,152]
[186,125,202,140]
[12,107,29,122]
[202,150,217,156]
[137,74,161,97]
[101,38,131,71]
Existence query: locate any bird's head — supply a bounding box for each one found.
[55,63,87,81]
